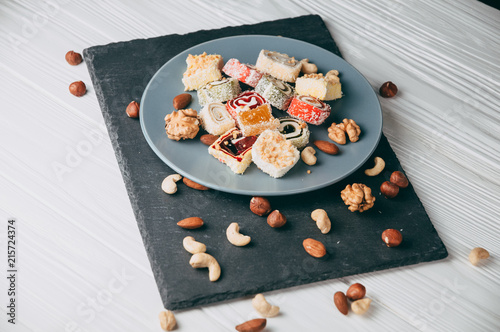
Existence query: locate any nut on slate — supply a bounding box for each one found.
[379,81,398,98]
[173,93,192,110]
[469,247,489,266]
[65,50,82,66]
[183,177,209,190]
[334,291,349,315]
[390,171,409,188]
[303,238,326,258]
[126,101,140,118]
[346,283,366,301]
[177,217,204,229]
[380,181,399,198]
[382,229,403,247]
[235,318,266,332]
[364,157,385,176]
[250,196,272,216]
[200,134,219,146]
[267,210,286,228]
[69,81,86,97]
[313,140,339,155]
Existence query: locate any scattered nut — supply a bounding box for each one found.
[311,209,331,234]
[338,119,361,143]
[126,101,140,118]
[333,291,348,315]
[173,93,192,110]
[380,181,399,198]
[303,238,327,258]
[346,283,366,301]
[390,171,409,188]
[177,217,204,229]
[267,210,287,228]
[226,222,251,246]
[69,81,86,97]
[341,183,375,212]
[182,236,206,254]
[379,81,398,98]
[252,293,280,318]
[382,229,403,247]
[469,247,489,266]
[200,134,219,146]
[250,197,272,216]
[161,174,182,194]
[351,298,372,315]
[189,252,221,282]
[164,108,199,141]
[235,318,266,332]
[183,177,209,190]
[301,146,317,165]
[364,157,385,176]
[313,140,339,155]
[159,310,176,331]
[300,59,318,74]
[65,50,82,65]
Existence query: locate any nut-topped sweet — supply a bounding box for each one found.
[182,52,223,91]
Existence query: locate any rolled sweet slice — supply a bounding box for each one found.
[226,91,268,120]
[197,78,241,106]
[222,59,263,88]
[255,50,302,83]
[182,52,224,91]
[287,95,331,125]
[208,128,257,174]
[278,117,310,150]
[236,103,279,137]
[199,102,236,135]
[255,75,294,111]
[251,130,300,178]
[295,71,342,101]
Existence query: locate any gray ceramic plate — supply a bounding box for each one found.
[140,35,382,196]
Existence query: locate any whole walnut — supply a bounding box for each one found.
[340,183,375,212]
[164,108,200,141]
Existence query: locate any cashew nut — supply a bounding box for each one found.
[159,310,176,331]
[300,59,318,74]
[252,293,280,318]
[189,253,221,282]
[351,298,371,315]
[364,157,385,176]
[226,222,251,246]
[311,209,331,234]
[161,174,182,194]
[469,247,489,266]
[183,236,206,254]
[301,146,317,166]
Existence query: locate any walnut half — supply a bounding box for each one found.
[164,108,200,141]
[340,183,375,212]
[328,118,361,144]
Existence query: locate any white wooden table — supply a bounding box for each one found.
[1,1,499,331]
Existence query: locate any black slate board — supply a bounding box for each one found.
[83,15,448,310]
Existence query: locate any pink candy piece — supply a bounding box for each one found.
[223,58,263,88]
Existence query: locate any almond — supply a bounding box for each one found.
[183,178,209,190]
[177,217,204,229]
[313,140,339,155]
[200,134,219,146]
[302,238,326,258]
[173,93,192,110]
[235,318,266,332]
[334,291,348,315]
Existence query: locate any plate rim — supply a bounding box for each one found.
[140,35,382,196]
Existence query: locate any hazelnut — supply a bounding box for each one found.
[380,181,399,198]
[382,229,403,247]
[65,50,82,66]
[346,283,366,301]
[126,101,140,118]
[379,81,398,98]
[250,196,271,216]
[390,171,409,188]
[267,210,286,228]
[69,81,86,97]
